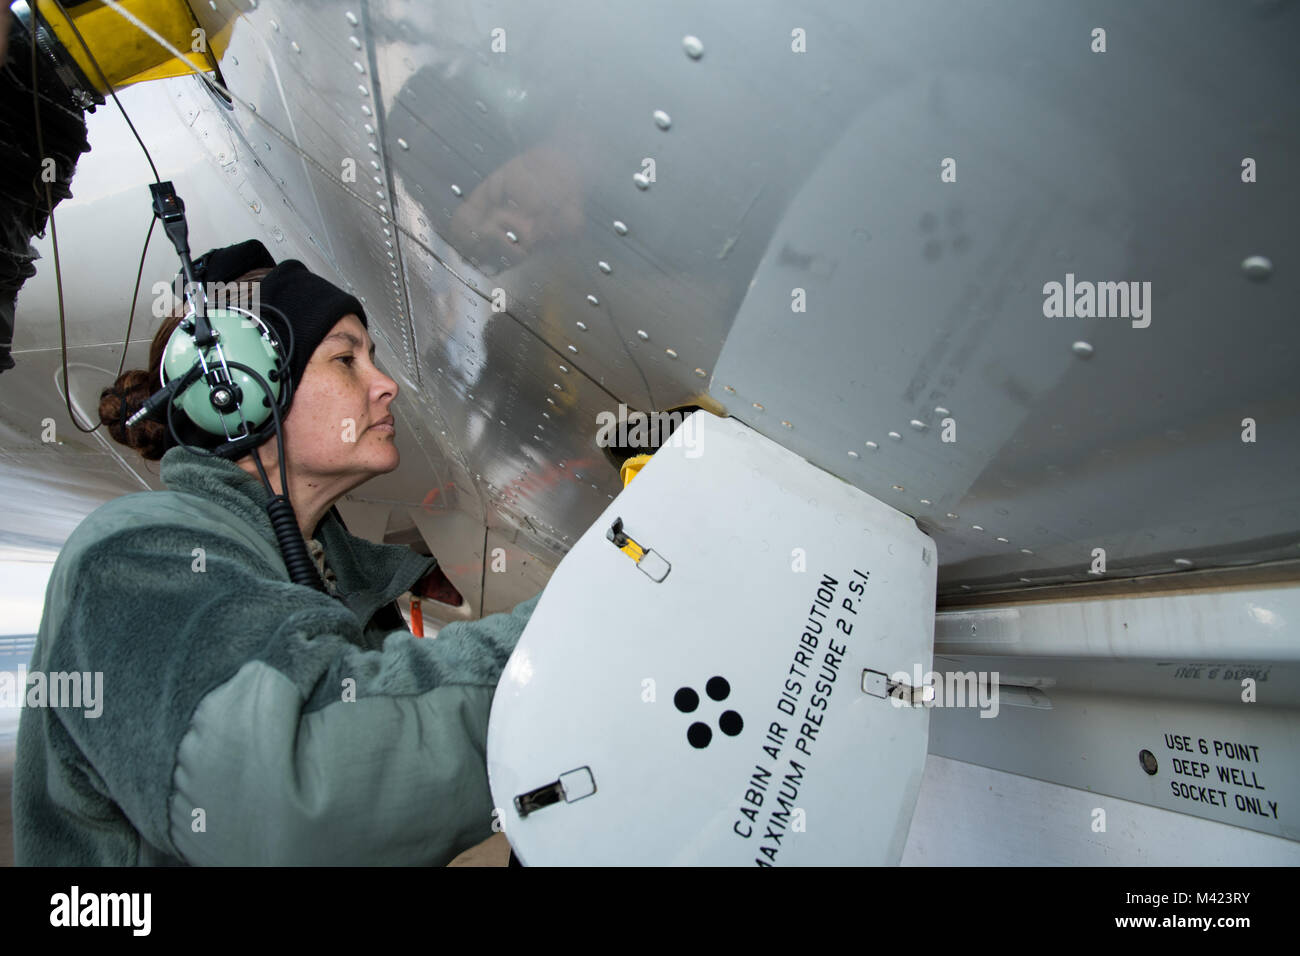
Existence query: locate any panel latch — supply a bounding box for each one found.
[607,517,671,582]
[514,766,598,818]
[862,668,935,705]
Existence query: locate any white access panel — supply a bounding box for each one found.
[487,412,938,865]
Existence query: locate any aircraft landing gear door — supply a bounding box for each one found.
[487,412,937,865]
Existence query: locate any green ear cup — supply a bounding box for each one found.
[161,308,284,436]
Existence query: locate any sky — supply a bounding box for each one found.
[0,559,56,636]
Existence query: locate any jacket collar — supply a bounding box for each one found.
[158,446,435,628]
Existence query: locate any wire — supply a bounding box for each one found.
[119,214,157,378]
[88,0,386,218]
[47,0,163,381]
[30,5,93,431]
[50,0,160,183]
[164,356,323,591]
[31,1,165,431]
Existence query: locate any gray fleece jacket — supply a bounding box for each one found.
[13,445,540,865]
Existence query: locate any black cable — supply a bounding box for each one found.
[30,7,94,432]
[30,2,165,432]
[50,0,160,183]
[119,214,157,378]
[161,349,322,592]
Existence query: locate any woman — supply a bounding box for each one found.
[13,241,540,865]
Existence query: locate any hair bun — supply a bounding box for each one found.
[99,369,171,460]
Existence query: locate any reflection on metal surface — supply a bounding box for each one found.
[5,0,1298,609]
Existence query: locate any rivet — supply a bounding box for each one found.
[665,348,677,359]
[451,184,463,196]
[345,10,358,25]
[633,172,651,190]
[568,344,578,354]
[653,110,672,130]
[682,35,704,59]
[892,485,904,491]
[354,61,366,74]
[350,36,362,49]
[947,513,958,519]
[636,329,649,340]
[1072,340,1094,357]
[597,260,612,274]
[1019,578,1032,584]
[781,421,793,428]
[358,85,369,96]
[694,368,706,377]
[752,402,764,411]
[507,231,519,243]
[613,220,629,235]
[1020,548,1034,554]
[270,19,279,31]
[586,294,599,306]
[909,419,927,431]
[865,441,878,449]
[848,450,860,459]
[558,365,569,373]
[888,431,901,440]
[724,385,735,393]
[1174,558,1194,567]
[920,498,932,505]
[361,104,372,115]
[290,41,301,53]
[972,525,984,531]
[575,321,588,331]
[1242,255,1272,280]
[934,406,949,416]
[398,138,409,150]
[368,142,378,153]
[996,536,1009,543]
[248,102,257,112]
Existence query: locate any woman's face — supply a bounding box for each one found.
[279,314,400,484]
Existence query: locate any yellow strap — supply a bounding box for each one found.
[39,0,227,92]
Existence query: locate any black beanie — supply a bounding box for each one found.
[257,260,368,391]
[192,238,276,284]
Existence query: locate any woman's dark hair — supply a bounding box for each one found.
[98,267,274,460]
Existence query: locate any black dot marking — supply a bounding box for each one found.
[674,687,699,713]
[706,676,730,701]
[719,710,743,736]
[687,722,712,748]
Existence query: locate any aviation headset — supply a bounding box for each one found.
[131,182,366,592]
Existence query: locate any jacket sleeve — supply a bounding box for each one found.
[52,517,540,866]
